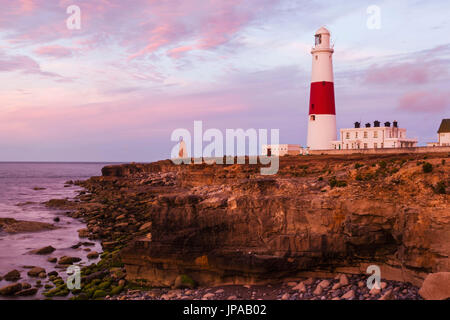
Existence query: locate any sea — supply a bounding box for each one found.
[0,162,117,299]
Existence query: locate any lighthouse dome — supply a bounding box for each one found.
[315,26,330,35]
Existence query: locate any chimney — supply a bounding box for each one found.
[354,122,360,128]
[374,120,380,127]
[393,121,398,128]
[384,121,391,127]
[365,123,371,128]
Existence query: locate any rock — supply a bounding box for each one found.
[139,222,152,231]
[370,287,381,296]
[332,283,341,290]
[304,278,314,285]
[293,282,306,293]
[419,272,450,300]
[47,257,57,263]
[281,293,290,300]
[313,285,323,296]
[53,217,60,223]
[379,289,394,300]
[174,275,196,289]
[15,288,38,296]
[358,281,365,288]
[87,251,99,259]
[4,270,21,281]
[48,271,58,277]
[0,218,57,234]
[215,289,224,294]
[27,267,46,277]
[227,295,237,300]
[286,281,297,287]
[341,290,355,300]
[78,228,89,238]
[58,256,81,265]
[318,280,330,288]
[0,283,22,296]
[380,282,387,289]
[31,245,56,255]
[202,293,215,300]
[38,272,47,279]
[339,274,349,286]
[21,283,31,290]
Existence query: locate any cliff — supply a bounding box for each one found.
[77,153,449,288]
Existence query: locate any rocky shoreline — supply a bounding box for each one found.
[108,274,422,301]
[2,153,448,300]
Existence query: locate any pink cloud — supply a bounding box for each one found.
[0,51,63,78]
[34,45,74,58]
[364,60,447,85]
[398,91,450,113]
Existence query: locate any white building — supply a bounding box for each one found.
[262,144,302,156]
[427,119,450,147]
[331,121,418,150]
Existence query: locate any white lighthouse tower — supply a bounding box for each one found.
[306,27,337,150]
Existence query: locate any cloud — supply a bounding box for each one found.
[34,45,74,58]
[398,91,450,113]
[364,60,448,85]
[0,51,65,79]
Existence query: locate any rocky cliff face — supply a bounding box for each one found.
[79,153,449,288]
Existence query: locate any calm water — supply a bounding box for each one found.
[0,162,116,299]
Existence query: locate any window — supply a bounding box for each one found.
[315,34,322,45]
[310,115,316,121]
[364,143,368,149]
[346,144,349,149]
[374,143,378,149]
[315,55,318,60]
[381,143,384,148]
[355,132,358,138]
[346,132,350,139]
[374,131,378,138]
[364,132,368,138]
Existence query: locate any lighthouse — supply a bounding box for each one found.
[307,27,337,150]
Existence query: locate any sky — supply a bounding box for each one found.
[0,0,449,162]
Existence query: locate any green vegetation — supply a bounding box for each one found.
[354,163,364,169]
[329,176,347,188]
[422,162,433,173]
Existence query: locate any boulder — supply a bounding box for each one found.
[27,267,46,277]
[87,251,99,259]
[419,272,450,300]
[58,256,81,265]
[15,288,38,296]
[31,246,55,255]
[0,283,22,296]
[4,269,21,281]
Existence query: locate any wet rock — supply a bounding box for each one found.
[47,257,57,263]
[293,282,306,293]
[31,245,56,255]
[78,229,89,238]
[0,283,22,296]
[27,267,46,277]
[0,218,57,234]
[4,269,21,281]
[15,288,38,296]
[87,251,99,259]
[58,256,81,265]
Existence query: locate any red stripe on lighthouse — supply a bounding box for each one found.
[309,81,335,115]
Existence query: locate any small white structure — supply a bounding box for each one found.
[262,144,301,156]
[331,121,418,150]
[427,119,450,147]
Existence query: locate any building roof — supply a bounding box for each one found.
[315,26,330,35]
[438,119,450,133]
